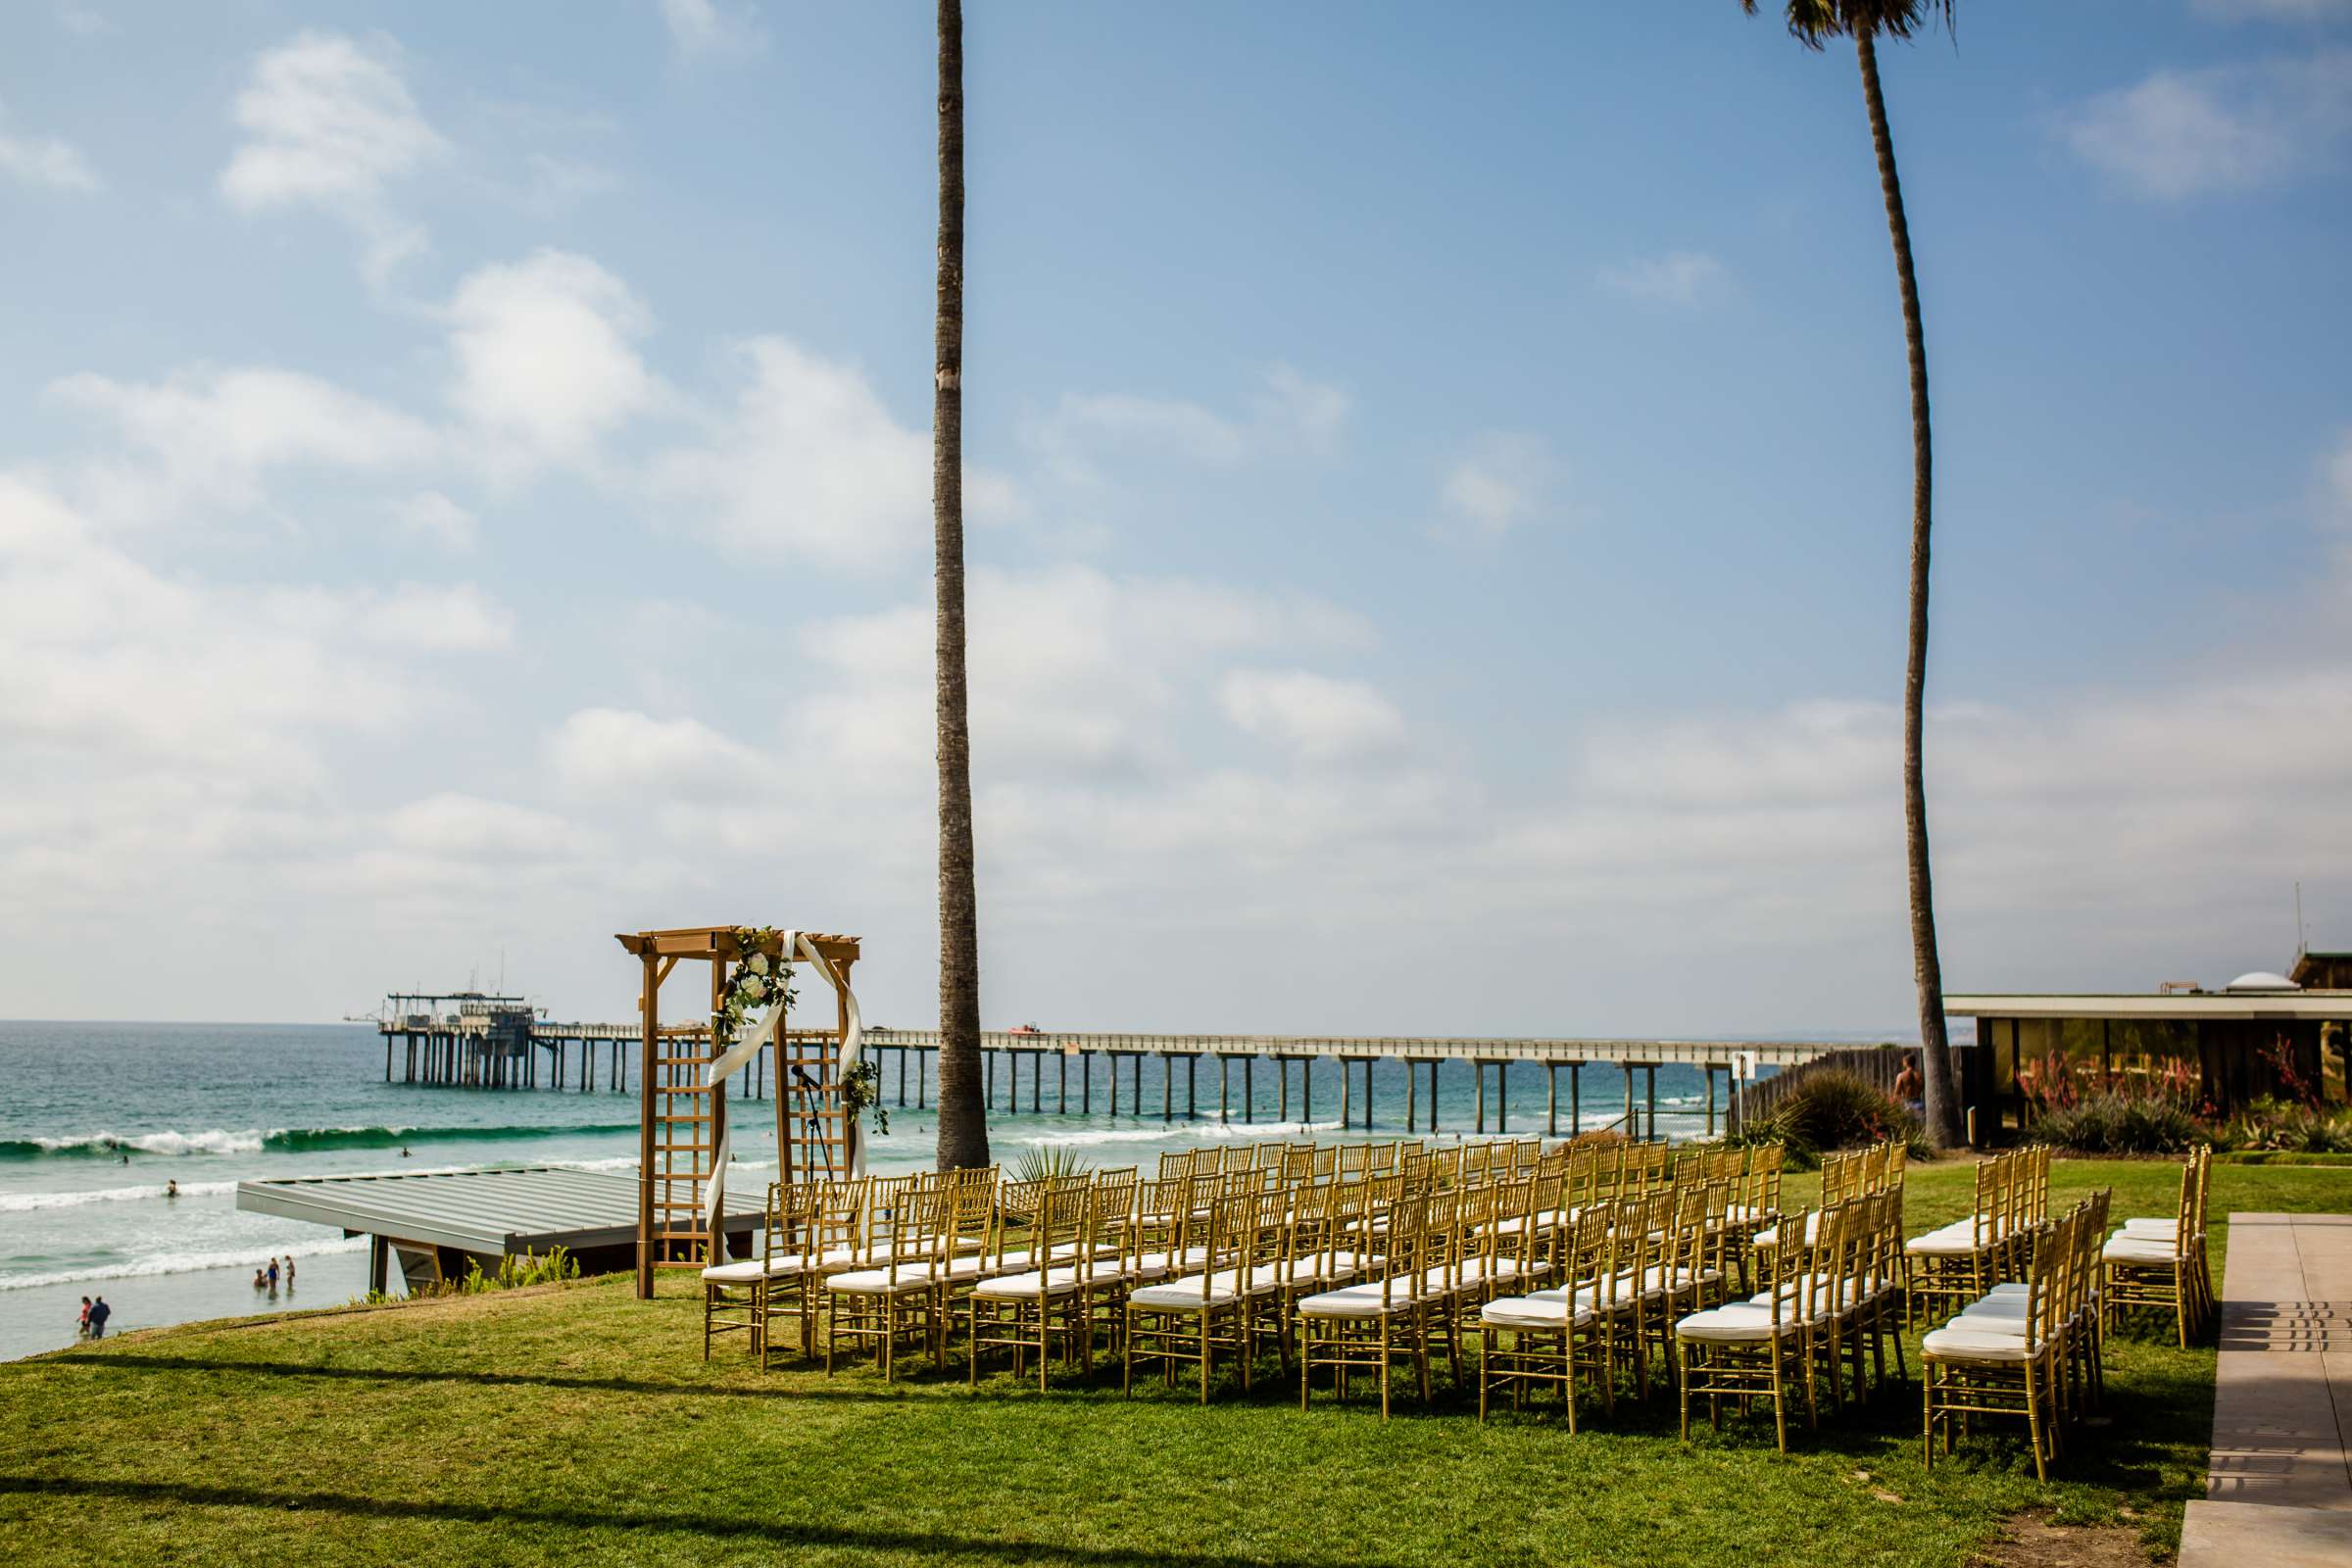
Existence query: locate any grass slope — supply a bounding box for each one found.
[3,1158,2346,1567]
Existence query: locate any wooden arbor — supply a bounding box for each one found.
[613,926,861,1298]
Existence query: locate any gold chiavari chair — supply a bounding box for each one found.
[1124,1186,1284,1402]
[2103,1148,2210,1346]
[1675,1202,1823,1452]
[1592,1193,1670,1402]
[1298,1190,1441,1418]
[1925,1206,2073,1481]
[702,1180,816,1366]
[1479,1204,1613,1427]
[966,1176,1097,1391]
[1904,1153,2008,1327]
[824,1178,948,1381]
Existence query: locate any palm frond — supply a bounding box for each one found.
[1741,0,1955,49]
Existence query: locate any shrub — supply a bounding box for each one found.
[1736,1070,1928,1168]
[1009,1145,1088,1187]
[2218,1097,2352,1155]
[2030,1093,2203,1154]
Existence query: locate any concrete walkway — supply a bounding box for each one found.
[2180,1211,2352,1568]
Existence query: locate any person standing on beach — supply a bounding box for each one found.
[77,1297,91,1340]
[86,1297,111,1339]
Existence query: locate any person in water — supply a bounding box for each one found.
[77,1297,92,1340]
[253,1268,268,1291]
[283,1255,296,1289]
[266,1257,280,1292]
[86,1296,111,1338]
[165,1179,178,1199]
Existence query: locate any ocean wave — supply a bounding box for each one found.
[1015,1119,1342,1150]
[0,1236,369,1293]
[0,1121,638,1161]
[0,1179,241,1213]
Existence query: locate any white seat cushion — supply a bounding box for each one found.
[2121,1218,2179,1238]
[971,1267,1085,1299]
[1922,1325,2043,1361]
[1481,1294,1594,1330]
[2102,1235,2180,1265]
[1675,1303,1796,1343]
[702,1257,801,1284]
[825,1265,938,1295]
[1905,1221,1990,1258]
[1298,1279,1437,1318]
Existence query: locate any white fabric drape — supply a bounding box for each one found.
[701,929,867,1248]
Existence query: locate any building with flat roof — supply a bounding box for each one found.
[1947,956,2351,1139]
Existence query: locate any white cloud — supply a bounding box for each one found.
[1026,366,1350,485]
[0,474,454,790]
[659,0,767,60]
[46,366,438,519]
[651,335,1011,571]
[351,581,514,652]
[546,707,766,801]
[384,792,585,858]
[0,118,101,192]
[444,250,660,474]
[1437,432,1553,542]
[219,31,447,282]
[2061,51,2352,200]
[386,491,478,552]
[1597,250,1729,307]
[797,564,1373,785]
[1251,365,1352,454]
[1218,668,1406,761]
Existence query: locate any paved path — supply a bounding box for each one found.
[2180,1211,2352,1568]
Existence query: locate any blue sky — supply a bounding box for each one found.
[3,0,2348,1030]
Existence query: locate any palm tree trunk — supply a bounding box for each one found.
[1856,30,1958,1150]
[932,0,988,1171]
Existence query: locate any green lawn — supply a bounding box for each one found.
[3,1158,2347,1567]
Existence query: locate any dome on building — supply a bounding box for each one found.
[2223,970,2300,993]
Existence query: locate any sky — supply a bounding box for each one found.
[2,0,2349,1034]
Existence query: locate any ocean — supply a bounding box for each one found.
[0,1020,1725,1361]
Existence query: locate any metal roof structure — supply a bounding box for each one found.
[1947,991,2352,1022]
[237,1165,760,1255]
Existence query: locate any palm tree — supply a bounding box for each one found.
[932,0,989,1171]
[1744,0,1962,1148]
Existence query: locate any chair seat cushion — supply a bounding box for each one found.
[1481,1294,1594,1330]
[1905,1221,1991,1257]
[702,1257,800,1284]
[1675,1303,1797,1343]
[2102,1235,2180,1265]
[1922,1325,2043,1361]
[825,1265,938,1295]
[971,1267,1086,1299]
[1133,1263,1283,1310]
[1298,1279,1437,1318]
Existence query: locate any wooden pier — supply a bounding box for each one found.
[374,1004,1878,1140]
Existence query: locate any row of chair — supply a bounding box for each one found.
[2100,1144,2213,1346]
[1902,1146,2051,1326]
[1923,1191,2113,1481]
[700,1133,2209,1474]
